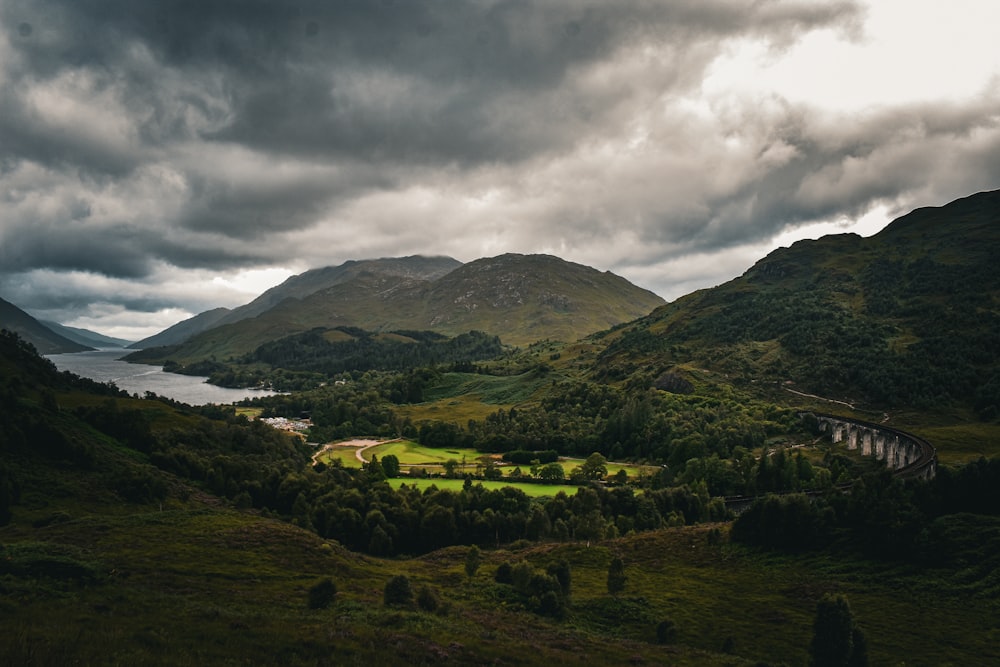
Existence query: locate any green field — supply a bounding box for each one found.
[315,440,660,481]
[387,477,575,497]
[367,441,482,465]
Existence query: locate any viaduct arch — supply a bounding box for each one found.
[724,414,937,513]
[809,413,937,481]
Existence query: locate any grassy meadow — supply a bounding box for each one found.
[4,499,997,666]
[313,440,661,487]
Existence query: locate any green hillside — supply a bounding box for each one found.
[0,297,92,354]
[595,189,1000,422]
[3,330,1000,665]
[128,253,666,365]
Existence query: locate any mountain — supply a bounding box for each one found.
[215,255,462,326]
[128,307,232,349]
[127,254,666,363]
[419,254,666,344]
[128,256,462,351]
[594,189,1000,415]
[40,321,132,348]
[0,297,92,354]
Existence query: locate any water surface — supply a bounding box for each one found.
[46,349,278,405]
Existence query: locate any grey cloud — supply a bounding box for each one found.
[1,0,864,167]
[10,0,999,336]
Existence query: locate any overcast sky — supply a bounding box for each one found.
[2,0,999,341]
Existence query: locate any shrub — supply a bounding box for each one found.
[465,545,481,579]
[494,562,513,584]
[307,578,337,609]
[416,585,440,612]
[656,618,677,644]
[607,557,626,595]
[384,575,414,607]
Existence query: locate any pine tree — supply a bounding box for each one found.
[809,594,868,667]
[465,544,481,579]
[607,556,627,595]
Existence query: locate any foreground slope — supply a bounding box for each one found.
[3,331,999,665]
[596,189,1000,419]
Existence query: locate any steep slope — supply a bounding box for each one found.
[40,321,132,348]
[128,307,232,349]
[130,254,666,363]
[215,255,462,325]
[0,297,92,354]
[595,189,1000,415]
[420,254,666,344]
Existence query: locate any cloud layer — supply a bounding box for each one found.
[1,0,999,338]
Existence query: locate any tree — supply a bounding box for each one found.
[539,462,565,481]
[366,455,385,480]
[607,556,626,595]
[0,465,14,526]
[443,458,459,478]
[384,575,414,607]
[809,594,868,667]
[307,578,337,609]
[417,584,440,612]
[494,561,513,584]
[547,559,571,600]
[465,544,481,579]
[656,618,677,644]
[580,452,608,481]
[381,454,401,478]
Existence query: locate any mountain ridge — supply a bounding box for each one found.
[40,320,133,348]
[594,188,1000,416]
[128,253,666,363]
[0,297,93,354]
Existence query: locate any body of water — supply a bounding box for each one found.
[46,349,279,405]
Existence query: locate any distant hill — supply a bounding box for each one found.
[40,321,132,348]
[0,297,92,354]
[594,189,1000,415]
[127,254,665,364]
[128,307,232,349]
[129,256,462,351]
[215,255,463,326]
[420,254,666,344]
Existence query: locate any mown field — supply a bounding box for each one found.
[313,439,661,482]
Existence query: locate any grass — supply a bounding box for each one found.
[386,477,575,497]
[366,441,481,465]
[315,441,660,482]
[5,476,1000,665]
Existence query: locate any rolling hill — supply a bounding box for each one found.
[0,297,92,354]
[128,254,666,364]
[128,307,233,349]
[40,320,132,348]
[593,189,1000,416]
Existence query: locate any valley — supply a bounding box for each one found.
[2,190,1000,665]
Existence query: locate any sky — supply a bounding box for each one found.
[1,0,999,341]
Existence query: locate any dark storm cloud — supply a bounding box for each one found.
[1,0,863,167]
[7,0,998,333]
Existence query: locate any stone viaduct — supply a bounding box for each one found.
[810,412,937,481]
[724,413,937,513]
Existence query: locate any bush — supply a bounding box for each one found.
[494,562,513,584]
[607,557,626,595]
[416,585,440,612]
[656,618,677,644]
[307,578,337,609]
[384,574,414,607]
